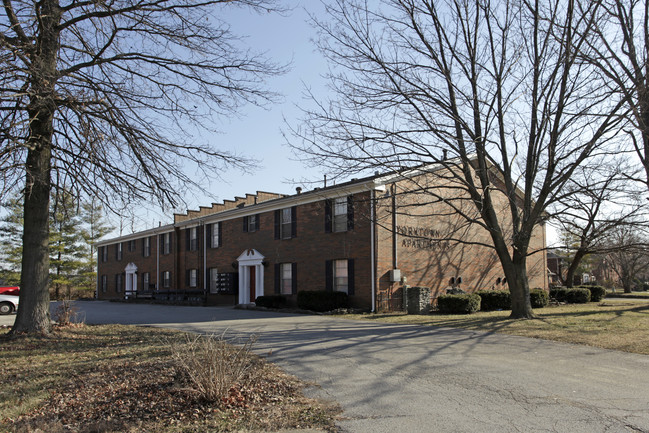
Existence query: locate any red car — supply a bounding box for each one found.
[0,286,19,297]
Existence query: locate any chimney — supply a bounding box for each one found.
[296,187,302,195]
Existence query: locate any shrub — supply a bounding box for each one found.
[171,332,259,403]
[550,287,569,302]
[255,295,287,309]
[297,290,349,312]
[445,287,466,295]
[529,289,549,308]
[564,288,591,304]
[476,290,511,311]
[437,294,481,314]
[54,300,82,326]
[579,285,606,302]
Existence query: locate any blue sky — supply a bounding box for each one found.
[126,1,330,232]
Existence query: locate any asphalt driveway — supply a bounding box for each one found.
[9,301,649,432]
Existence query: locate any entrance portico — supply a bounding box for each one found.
[237,249,265,304]
[124,262,138,298]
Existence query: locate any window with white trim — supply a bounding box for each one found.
[333,198,348,232]
[188,227,198,251]
[162,271,171,288]
[101,246,107,262]
[115,273,123,293]
[142,272,150,290]
[116,243,123,261]
[210,223,220,248]
[162,233,171,255]
[209,268,219,293]
[334,259,349,293]
[281,208,292,239]
[280,263,292,295]
[188,268,197,288]
[143,237,151,257]
[101,275,107,293]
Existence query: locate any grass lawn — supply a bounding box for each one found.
[607,290,649,298]
[343,299,649,355]
[0,324,339,433]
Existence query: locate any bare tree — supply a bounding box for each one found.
[550,158,649,287]
[0,0,286,334]
[290,0,627,318]
[606,228,649,292]
[585,0,649,192]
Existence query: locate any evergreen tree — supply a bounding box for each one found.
[78,199,114,297]
[0,195,24,286]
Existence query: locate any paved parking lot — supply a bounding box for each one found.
[4,301,649,432]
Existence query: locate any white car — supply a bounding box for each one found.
[0,294,19,315]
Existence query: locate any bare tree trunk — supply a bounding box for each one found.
[9,0,60,335]
[12,144,52,334]
[505,250,534,319]
[565,249,588,288]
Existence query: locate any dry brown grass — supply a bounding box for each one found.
[344,299,649,355]
[0,324,340,433]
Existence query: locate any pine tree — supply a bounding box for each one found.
[78,199,113,297]
[0,195,24,286]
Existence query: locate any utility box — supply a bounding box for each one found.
[390,269,401,283]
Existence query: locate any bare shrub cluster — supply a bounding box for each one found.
[171,332,259,402]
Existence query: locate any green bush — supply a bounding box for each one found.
[579,285,606,302]
[530,289,549,308]
[437,294,481,314]
[297,290,349,312]
[550,287,569,302]
[255,295,287,309]
[476,290,511,311]
[564,288,591,304]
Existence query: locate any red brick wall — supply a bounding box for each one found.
[374,171,547,306]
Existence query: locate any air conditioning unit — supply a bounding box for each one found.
[390,269,401,283]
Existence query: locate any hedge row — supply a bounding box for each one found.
[437,293,481,314]
[297,290,349,312]
[255,295,287,309]
[550,286,604,303]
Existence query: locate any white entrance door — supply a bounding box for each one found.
[237,249,265,304]
[125,262,138,299]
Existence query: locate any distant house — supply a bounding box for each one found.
[96,163,547,311]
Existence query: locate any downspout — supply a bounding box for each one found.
[203,222,207,299]
[371,189,376,313]
[156,233,160,290]
[392,184,397,269]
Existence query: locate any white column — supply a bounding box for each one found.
[238,264,246,304]
[256,264,264,298]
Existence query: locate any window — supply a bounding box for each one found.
[127,239,136,252]
[281,263,292,295]
[275,263,296,295]
[101,246,107,262]
[274,207,296,239]
[142,272,150,290]
[162,233,171,255]
[187,227,198,251]
[333,198,348,232]
[209,268,219,293]
[143,237,151,257]
[162,271,171,288]
[101,275,107,293]
[325,196,354,233]
[326,259,355,295]
[187,268,197,288]
[243,214,258,232]
[281,208,291,239]
[334,260,348,293]
[115,273,123,293]
[209,222,220,248]
[116,243,123,261]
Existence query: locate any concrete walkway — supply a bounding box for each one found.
[20,301,649,432]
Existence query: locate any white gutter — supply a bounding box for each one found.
[156,233,160,290]
[370,189,376,313]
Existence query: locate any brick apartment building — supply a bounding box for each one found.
[96,163,548,311]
